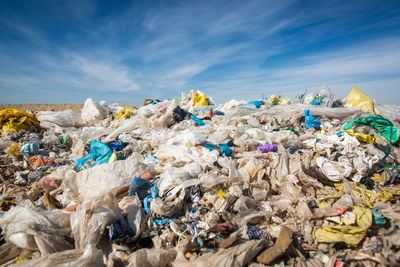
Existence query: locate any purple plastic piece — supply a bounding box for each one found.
[257,144,278,153]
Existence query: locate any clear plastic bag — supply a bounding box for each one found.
[71,193,121,249]
[0,206,73,256]
[128,248,176,267]
[11,245,104,267]
[81,98,108,124]
[37,110,83,128]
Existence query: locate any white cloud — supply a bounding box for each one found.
[72,56,140,92]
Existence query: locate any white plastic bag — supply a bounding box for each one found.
[11,245,104,267]
[0,206,73,256]
[37,110,83,128]
[81,98,108,124]
[71,193,120,249]
[128,248,177,267]
[70,154,151,199]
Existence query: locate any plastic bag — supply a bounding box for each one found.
[114,108,132,120]
[316,157,352,182]
[128,248,177,267]
[36,110,82,128]
[12,245,104,267]
[71,193,121,249]
[0,108,40,135]
[175,239,266,267]
[72,154,151,199]
[304,110,321,128]
[29,155,58,170]
[342,115,398,144]
[189,89,208,107]
[344,86,376,114]
[313,205,372,246]
[73,140,113,170]
[0,206,73,256]
[81,98,108,123]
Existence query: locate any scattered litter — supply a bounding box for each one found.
[0,88,399,266]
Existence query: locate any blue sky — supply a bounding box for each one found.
[0,0,399,105]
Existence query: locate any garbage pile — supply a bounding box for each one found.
[0,87,399,266]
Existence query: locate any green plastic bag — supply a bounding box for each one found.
[342,115,398,144]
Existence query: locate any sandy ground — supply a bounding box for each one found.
[0,104,138,113]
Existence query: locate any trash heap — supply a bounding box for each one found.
[0,87,399,266]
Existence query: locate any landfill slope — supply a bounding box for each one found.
[0,88,399,266]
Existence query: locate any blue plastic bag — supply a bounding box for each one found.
[202,141,232,156]
[190,115,205,126]
[304,110,321,129]
[143,185,159,214]
[128,177,151,199]
[218,144,232,156]
[310,97,323,105]
[20,142,39,155]
[243,101,263,109]
[108,140,126,151]
[73,140,113,170]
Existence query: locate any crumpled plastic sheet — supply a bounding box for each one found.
[0,108,40,135]
[37,110,83,129]
[9,245,104,267]
[0,206,73,256]
[71,193,121,249]
[313,205,373,246]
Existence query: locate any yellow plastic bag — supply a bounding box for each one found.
[344,86,376,114]
[216,185,226,199]
[0,109,40,135]
[317,192,344,208]
[279,97,291,105]
[313,205,372,246]
[344,129,375,144]
[7,144,20,158]
[114,108,132,120]
[189,90,208,107]
[108,150,117,163]
[269,94,280,105]
[353,182,398,207]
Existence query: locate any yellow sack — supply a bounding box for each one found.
[0,109,40,135]
[189,90,208,107]
[344,129,376,144]
[114,108,132,120]
[344,86,376,114]
[313,205,372,246]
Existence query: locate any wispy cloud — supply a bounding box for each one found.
[72,56,140,92]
